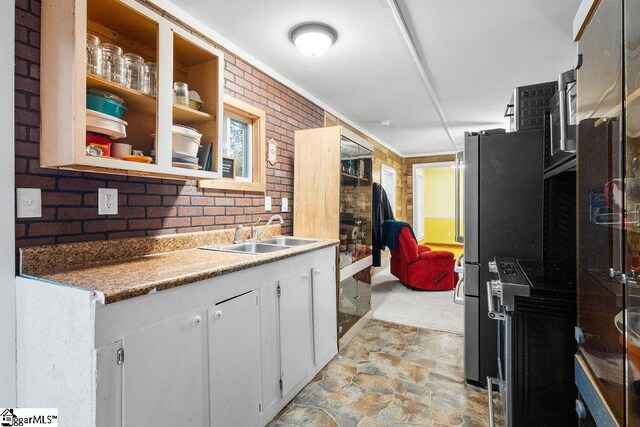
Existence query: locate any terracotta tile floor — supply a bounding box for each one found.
[268,319,502,427]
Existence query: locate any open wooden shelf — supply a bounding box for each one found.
[173,103,214,124]
[340,172,370,183]
[87,74,156,115]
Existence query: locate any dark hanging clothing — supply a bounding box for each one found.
[372,182,395,266]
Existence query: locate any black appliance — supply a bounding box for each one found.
[463,128,544,387]
[545,68,578,173]
[505,81,558,132]
[486,257,577,427]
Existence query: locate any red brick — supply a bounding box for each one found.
[129,219,162,230]
[83,219,128,233]
[163,217,191,228]
[29,222,82,236]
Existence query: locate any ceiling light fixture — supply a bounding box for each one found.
[380,120,391,126]
[289,23,338,57]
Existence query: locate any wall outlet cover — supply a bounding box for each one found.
[281,197,288,212]
[16,188,42,218]
[265,196,272,212]
[98,188,118,215]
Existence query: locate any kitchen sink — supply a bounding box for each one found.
[200,242,290,255]
[258,237,317,246]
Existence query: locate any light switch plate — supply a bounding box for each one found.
[98,188,118,215]
[265,196,272,212]
[281,197,288,212]
[16,188,42,218]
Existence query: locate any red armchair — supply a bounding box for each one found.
[390,227,458,291]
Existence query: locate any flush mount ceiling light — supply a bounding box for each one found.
[289,23,338,57]
[380,120,391,126]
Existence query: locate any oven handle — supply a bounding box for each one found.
[487,376,500,427]
[486,281,505,320]
[504,103,514,118]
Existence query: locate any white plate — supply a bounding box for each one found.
[172,162,203,170]
[87,109,127,139]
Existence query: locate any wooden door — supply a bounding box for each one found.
[278,270,314,396]
[208,290,262,427]
[122,311,207,426]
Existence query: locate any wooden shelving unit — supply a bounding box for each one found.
[340,172,371,183]
[41,0,224,180]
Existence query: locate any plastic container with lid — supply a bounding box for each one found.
[86,34,102,76]
[171,125,202,157]
[101,43,125,84]
[86,88,126,119]
[124,53,145,91]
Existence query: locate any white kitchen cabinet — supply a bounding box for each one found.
[278,270,315,397]
[122,310,208,426]
[312,261,338,364]
[208,290,262,427]
[17,245,338,427]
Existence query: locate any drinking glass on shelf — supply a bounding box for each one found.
[86,33,102,77]
[143,62,157,96]
[123,53,145,91]
[101,43,125,84]
[173,82,189,106]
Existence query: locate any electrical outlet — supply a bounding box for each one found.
[281,197,288,212]
[16,188,42,218]
[98,188,118,215]
[265,196,272,212]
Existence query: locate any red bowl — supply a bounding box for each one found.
[86,132,112,157]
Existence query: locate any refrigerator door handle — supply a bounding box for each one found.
[454,151,464,244]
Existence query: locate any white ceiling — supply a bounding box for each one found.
[167,0,580,156]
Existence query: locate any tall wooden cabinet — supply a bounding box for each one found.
[294,126,374,342]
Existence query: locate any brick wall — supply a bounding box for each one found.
[15,0,325,247]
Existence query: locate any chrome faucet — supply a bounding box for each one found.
[254,214,284,240]
[233,224,244,244]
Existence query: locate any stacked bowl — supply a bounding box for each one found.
[172,125,202,170]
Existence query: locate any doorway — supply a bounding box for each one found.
[380,164,396,212]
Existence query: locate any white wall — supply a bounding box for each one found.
[0,0,16,406]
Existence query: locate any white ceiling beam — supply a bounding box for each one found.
[387,0,459,151]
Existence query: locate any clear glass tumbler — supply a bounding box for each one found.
[173,82,189,106]
[143,62,157,96]
[124,53,145,91]
[86,34,102,77]
[101,43,125,85]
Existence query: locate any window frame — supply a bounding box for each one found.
[198,95,266,193]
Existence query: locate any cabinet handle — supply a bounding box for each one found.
[302,274,309,280]
[214,310,223,320]
[192,315,202,326]
[313,269,320,276]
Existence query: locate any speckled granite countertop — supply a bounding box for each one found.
[20,226,338,304]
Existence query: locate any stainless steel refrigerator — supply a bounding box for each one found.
[463,128,543,387]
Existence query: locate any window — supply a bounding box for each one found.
[224,111,252,180]
[198,95,266,193]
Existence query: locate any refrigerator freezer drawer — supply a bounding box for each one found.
[465,295,480,383]
[465,263,480,297]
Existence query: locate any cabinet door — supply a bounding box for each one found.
[96,341,122,427]
[576,0,625,423]
[122,311,207,426]
[208,290,262,427]
[279,270,314,396]
[312,262,337,365]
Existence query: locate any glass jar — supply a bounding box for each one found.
[86,33,102,76]
[173,82,189,106]
[101,43,125,85]
[123,53,145,91]
[143,62,157,96]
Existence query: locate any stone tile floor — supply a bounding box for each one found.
[268,319,503,426]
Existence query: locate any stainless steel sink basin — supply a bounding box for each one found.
[200,242,289,255]
[259,237,317,246]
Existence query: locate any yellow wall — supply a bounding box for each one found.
[422,167,459,245]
